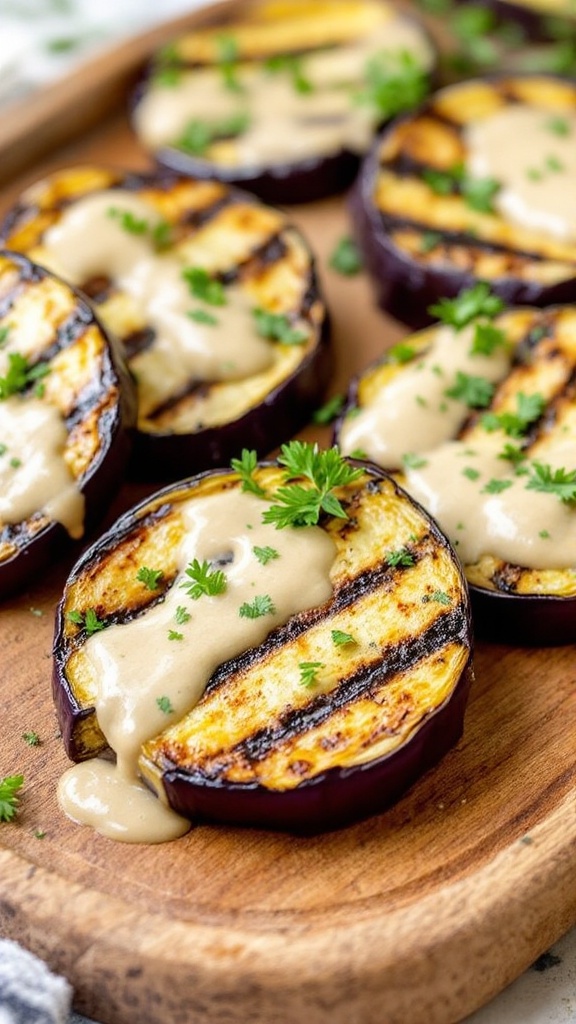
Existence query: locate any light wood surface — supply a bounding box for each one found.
[1,7,576,1024]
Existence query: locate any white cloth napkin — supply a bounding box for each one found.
[0,940,71,1024]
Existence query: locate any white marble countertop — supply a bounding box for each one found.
[0,1,574,1021]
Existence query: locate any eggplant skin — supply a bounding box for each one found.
[0,251,136,600]
[352,75,576,329]
[0,166,332,482]
[131,0,436,205]
[53,460,473,832]
[334,305,576,646]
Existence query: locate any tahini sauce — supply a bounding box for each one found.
[58,489,336,843]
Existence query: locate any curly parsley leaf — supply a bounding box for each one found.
[312,393,345,425]
[136,566,164,591]
[329,236,363,276]
[331,629,357,646]
[253,545,279,565]
[386,547,415,567]
[182,266,226,306]
[66,607,107,636]
[180,559,227,599]
[238,594,276,619]
[0,353,50,400]
[298,661,324,687]
[230,448,266,496]
[482,392,545,438]
[0,774,24,822]
[262,442,363,528]
[356,50,428,119]
[252,307,307,345]
[525,462,576,503]
[428,282,504,330]
[444,371,495,408]
[176,112,251,155]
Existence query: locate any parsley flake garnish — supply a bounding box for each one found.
[428,282,504,330]
[180,559,227,599]
[107,207,148,235]
[239,594,276,618]
[525,462,576,503]
[422,590,451,605]
[356,49,428,119]
[264,53,313,94]
[331,629,357,646]
[0,326,9,347]
[262,441,363,529]
[0,774,24,822]
[498,443,526,467]
[482,478,513,494]
[167,630,184,642]
[176,112,250,155]
[252,308,307,345]
[66,607,107,635]
[313,394,345,425]
[136,566,164,591]
[22,731,40,747]
[329,237,363,275]
[482,392,545,438]
[175,605,191,625]
[216,33,243,93]
[402,452,428,469]
[0,353,50,400]
[230,448,266,496]
[187,309,219,326]
[388,342,416,364]
[420,230,442,253]
[386,547,415,567]
[463,466,480,481]
[299,661,324,687]
[156,695,175,714]
[471,322,506,356]
[182,266,226,306]
[253,545,279,565]
[545,116,570,137]
[444,371,495,409]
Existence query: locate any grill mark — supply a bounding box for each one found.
[490,563,523,593]
[179,191,235,231]
[386,214,552,264]
[220,231,288,285]
[123,326,156,359]
[190,604,469,777]
[81,275,114,304]
[143,381,209,423]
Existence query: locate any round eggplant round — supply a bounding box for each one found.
[53,448,473,835]
[130,0,436,205]
[335,300,576,645]
[351,74,576,329]
[0,250,136,600]
[0,166,331,482]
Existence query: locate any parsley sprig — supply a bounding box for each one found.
[482,392,545,438]
[180,559,227,599]
[239,594,276,618]
[252,308,307,346]
[176,112,250,155]
[444,371,495,409]
[182,267,226,306]
[262,442,363,528]
[428,282,504,330]
[136,566,164,591]
[66,608,107,636]
[0,353,50,400]
[423,162,500,213]
[0,774,24,822]
[356,50,428,120]
[526,462,576,503]
[231,448,266,496]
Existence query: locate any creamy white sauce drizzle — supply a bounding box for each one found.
[58,489,336,843]
[0,395,84,536]
[465,105,576,243]
[339,324,511,465]
[134,19,433,164]
[339,322,576,570]
[40,191,274,412]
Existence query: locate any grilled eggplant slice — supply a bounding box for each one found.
[53,452,473,834]
[0,166,331,481]
[351,75,576,328]
[336,300,576,644]
[131,0,436,204]
[0,250,135,599]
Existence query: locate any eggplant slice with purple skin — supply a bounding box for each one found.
[130,0,436,205]
[0,166,331,481]
[351,74,576,328]
[336,300,576,645]
[53,455,473,834]
[0,250,136,600]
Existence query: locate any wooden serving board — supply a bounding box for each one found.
[1,6,576,1024]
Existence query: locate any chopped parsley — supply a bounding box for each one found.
[462,466,480,481]
[482,478,513,494]
[136,566,164,591]
[313,394,345,425]
[176,111,250,155]
[329,236,363,275]
[331,629,357,646]
[180,559,227,599]
[545,116,571,137]
[230,448,266,496]
[0,353,51,400]
[298,661,324,687]
[422,590,451,605]
[388,342,416,364]
[262,441,363,529]
[66,607,107,635]
[156,695,175,714]
[107,207,148,235]
[22,731,40,747]
[423,163,500,213]
[182,266,226,306]
[482,392,545,438]
[216,33,243,92]
[264,53,313,94]
[428,282,504,330]
[420,230,442,253]
[525,462,576,503]
[357,49,428,120]
[498,442,527,467]
[444,371,495,408]
[188,309,219,326]
[402,452,428,469]
[471,322,506,356]
[239,594,276,618]
[9,457,21,469]
[167,630,184,642]
[175,605,191,625]
[0,326,9,347]
[0,774,24,822]
[386,547,415,567]
[253,545,279,565]
[252,307,307,345]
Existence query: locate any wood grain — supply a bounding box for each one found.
[0,6,576,1024]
